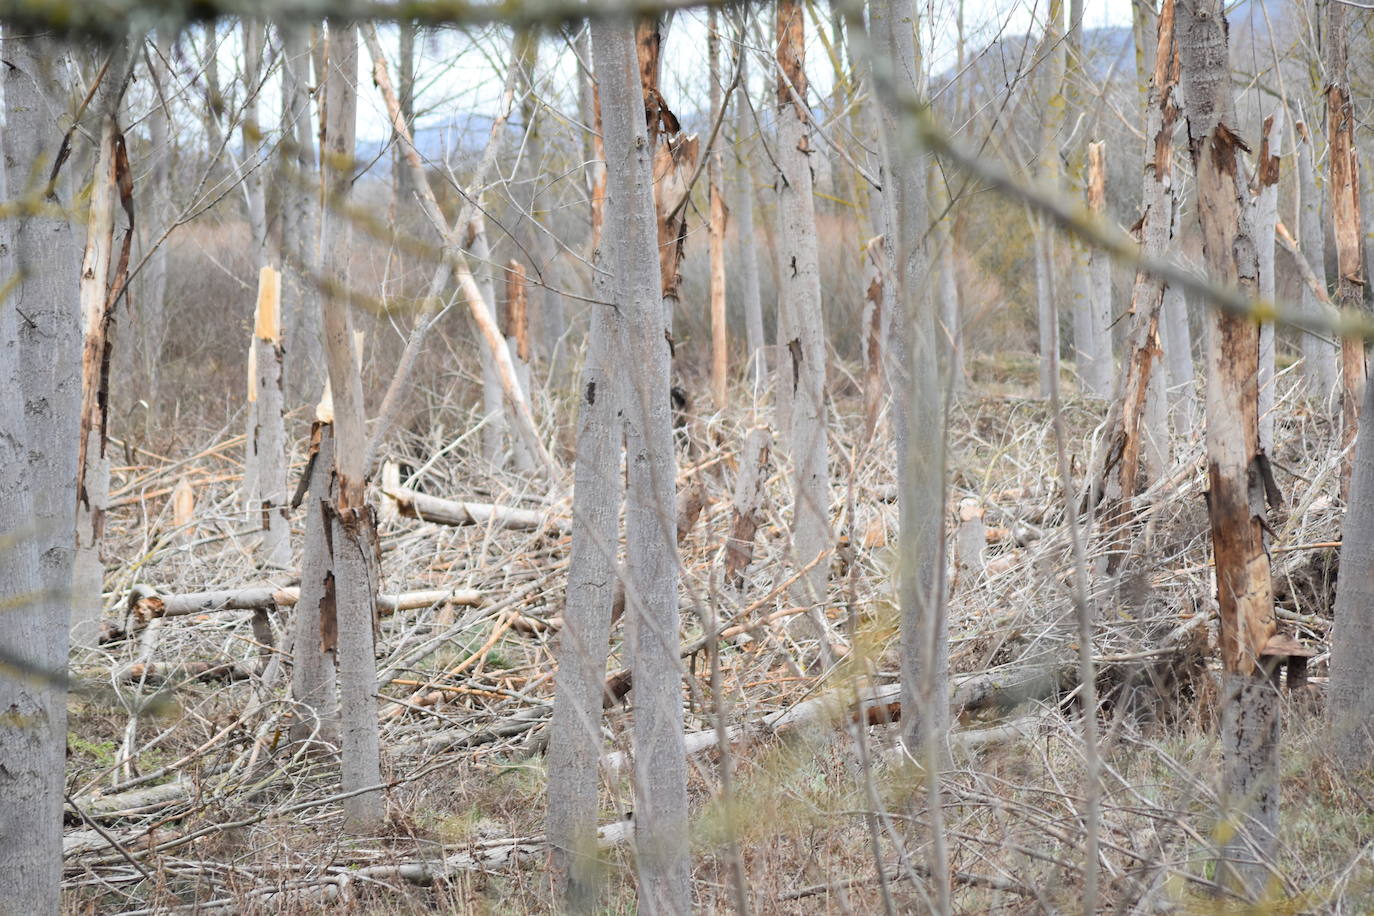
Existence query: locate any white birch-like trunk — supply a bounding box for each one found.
[1159,282,1196,430]
[589,18,690,911]
[734,53,767,393]
[870,2,952,910]
[0,35,84,913]
[1252,110,1282,453]
[468,220,509,466]
[776,0,831,621]
[1294,119,1338,400]
[241,20,268,265]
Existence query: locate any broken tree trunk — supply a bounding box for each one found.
[75,42,131,647]
[291,417,339,744]
[382,484,560,532]
[466,218,509,467]
[361,24,556,479]
[1179,0,1280,893]
[249,267,291,569]
[319,22,383,833]
[1091,0,1179,575]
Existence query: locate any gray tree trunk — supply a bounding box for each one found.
[1159,282,1196,429]
[291,420,340,745]
[1252,110,1282,453]
[1295,118,1339,400]
[140,33,173,423]
[734,53,768,393]
[281,26,324,403]
[1034,228,1058,396]
[1330,372,1374,761]
[776,0,832,623]
[319,22,384,832]
[589,18,690,911]
[871,1,952,910]
[251,269,291,568]
[0,34,83,914]
[241,19,269,266]
[468,220,509,466]
[545,252,624,908]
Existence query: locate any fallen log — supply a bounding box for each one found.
[384,484,564,532]
[120,584,482,631]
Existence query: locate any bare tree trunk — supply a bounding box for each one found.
[281,26,324,402]
[241,19,269,265]
[733,50,767,393]
[505,258,536,473]
[1295,118,1339,400]
[1330,358,1374,762]
[776,0,832,630]
[870,1,951,911]
[708,8,729,410]
[1178,0,1279,893]
[1034,0,1067,398]
[468,220,508,467]
[1092,0,1179,569]
[140,33,173,423]
[250,268,291,568]
[0,34,83,913]
[545,251,624,908]
[291,417,340,744]
[1160,282,1196,429]
[1081,141,1113,396]
[1326,0,1366,489]
[319,21,383,832]
[1252,111,1282,454]
[589,18,690,910]
[75,41,131,647]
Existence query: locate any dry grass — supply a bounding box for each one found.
[62,358,1374,915]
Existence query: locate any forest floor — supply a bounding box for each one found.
[63,371,1374,914]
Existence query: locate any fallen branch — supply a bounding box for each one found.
[384,484,564,532]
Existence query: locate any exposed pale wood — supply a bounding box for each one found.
[383,484,561,532]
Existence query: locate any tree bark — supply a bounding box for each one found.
[870,1,952,910]
[319,21,384,832]
[733,51,767,392]
[1326,0,1366,489]
[1034,0,1068,398]
[776,0,832,630]
[75,40,131,647]
[241,19,269,265]
[1178,0,1279,893]
[589,18,690,911]
[505,258,536,473]
[250,267,291,568]
[468,219,508,466]
[281,25,325,402]
[290,419,339,744]
[708,8,729,409]
[1081,141,1113,396]
[1092,0,1179,571]
[1294,118,1338,400]
[1252,110,1282,454]
[545,251,624,908]
[0,33,83,914]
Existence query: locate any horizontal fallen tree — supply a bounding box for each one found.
[383,484,565,532]
[120,584,482,631]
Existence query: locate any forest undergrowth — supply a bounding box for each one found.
[63,368,1373,914]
